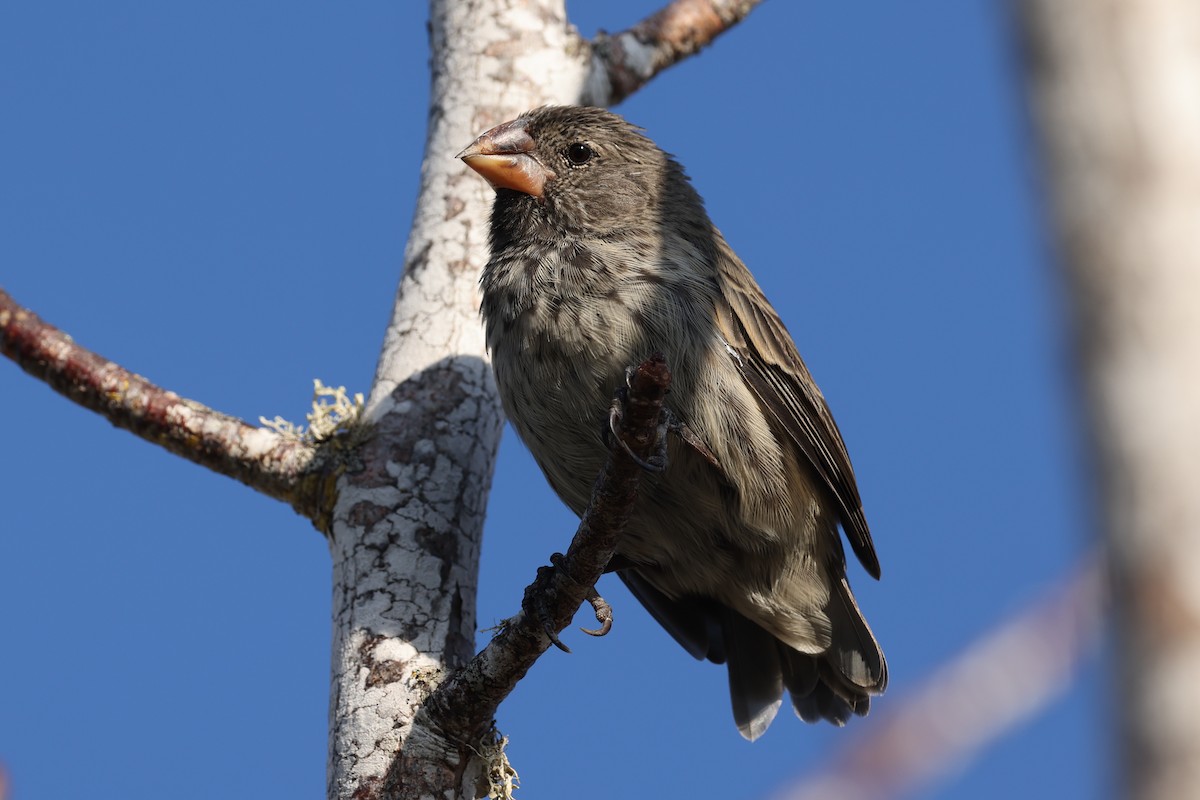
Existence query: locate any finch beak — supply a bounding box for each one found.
[457,119,556,199]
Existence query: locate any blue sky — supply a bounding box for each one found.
[0,3,1106,798]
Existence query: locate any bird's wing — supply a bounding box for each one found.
[712,244,880,579]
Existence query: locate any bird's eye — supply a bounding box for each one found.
[566,143,594,166]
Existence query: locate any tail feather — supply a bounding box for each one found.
[825,577,888,692]
[780,647,818,699]
[619,568,885,737]
[785,576,886,726]
[784,651,873,726]
[724,611,784,741]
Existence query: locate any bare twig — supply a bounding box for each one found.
[0,287,329,524]
[384,355,672,795]
[587,0,765,105]
[774,554,1106,800]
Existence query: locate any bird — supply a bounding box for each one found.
[458,105,886,739]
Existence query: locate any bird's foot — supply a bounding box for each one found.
[521,552,614,651]
[523,553,572,653]
[581,584,613,637]
[607,368,669,472]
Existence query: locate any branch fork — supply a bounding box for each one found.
[401,354,672,759]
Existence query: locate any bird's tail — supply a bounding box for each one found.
[780,577,887,727]
[622,569,887,739]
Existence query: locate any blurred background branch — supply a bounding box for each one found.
[775,554,1105,800]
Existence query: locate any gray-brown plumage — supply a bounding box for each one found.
[459,106,886,739]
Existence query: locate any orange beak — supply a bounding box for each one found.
[457,119,556,199]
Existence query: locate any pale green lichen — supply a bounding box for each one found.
[476,727,519,800]
[261,379,364,443]
[410,664,446,693]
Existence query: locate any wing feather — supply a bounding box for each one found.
[712,244,881,579]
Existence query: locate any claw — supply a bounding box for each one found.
[581,588,613,637]
[608,386,668,472]
[606,388,625,448]
[545,627,571,653]
[664,407,721,469]
[524,560,573,653]
[522,553,617,648]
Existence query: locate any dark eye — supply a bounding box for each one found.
[566,142,594,166]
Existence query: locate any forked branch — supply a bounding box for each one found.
[384,355,672,796]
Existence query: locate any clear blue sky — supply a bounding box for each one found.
[0,3,1106,798]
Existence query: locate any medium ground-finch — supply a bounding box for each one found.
[460,106,886,739]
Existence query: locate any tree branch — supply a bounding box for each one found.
[587,0,765,105]
[773,554,1106,800]
[385,355,672,798]
[1018,1,1200,796]
[0,287,329,524]
[323,3,594,795]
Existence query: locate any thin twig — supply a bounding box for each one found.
[0,287,327,523]
[587,0,765,105]
[773,553,1106,800]
[386,355,672,790]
